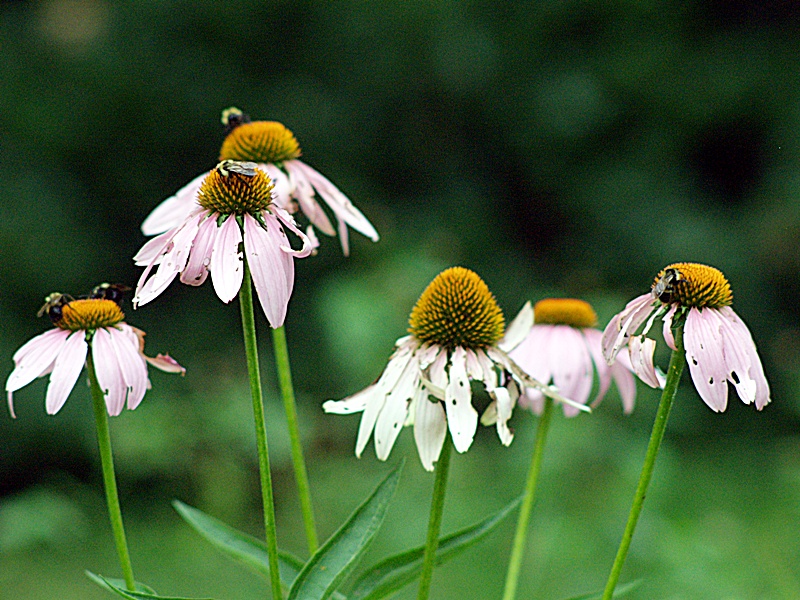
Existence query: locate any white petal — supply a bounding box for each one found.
[374,355,419,460]
[444,347,478,453]
[413,387,447,471]
[263,164,293,211]
[627,335,663,389]
[45,331,87,415]
[498,301,534,352]
[141,172,207,235]
[490,386,514,446]
[210,215,244,304]
[6,329,70,394]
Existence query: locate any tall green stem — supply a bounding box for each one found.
[271,325,319,555]
[87,355,136,591]
[417,435,453,600]
[602,327,685,600]
[240,263,284,599]
[502,396,554,600]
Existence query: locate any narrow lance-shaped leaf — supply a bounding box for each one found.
[85,572,215,600]
[560,580,642,600]
[288,461,404,600]
[347,497,520,600]
[172,500,310,590]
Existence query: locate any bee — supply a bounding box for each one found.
[653,268,681,304]
[217,159,259,179]
[37,293,73,324]
[221,106,251,134]
[89,283,131,307]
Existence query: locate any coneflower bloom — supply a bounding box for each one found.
[602,263,770,412]
[5,292,184,418]
[141,107,379,256]
[323,267,585,471]
[133,160,313,328]
[508,298,637,417]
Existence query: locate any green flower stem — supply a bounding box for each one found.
[271,325,319,555]
[502,396,554,600]
[602,327,685,600]
[240,263,284,600]
[417,434,453,600]
[87,354,136,592]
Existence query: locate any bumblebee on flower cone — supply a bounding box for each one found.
[602,262,770,412]
[141,107,379,255]
[324,267,586,471]
[133,160,313,328]
[6,287,184,418]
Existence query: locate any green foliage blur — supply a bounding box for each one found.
[1,1,799,598]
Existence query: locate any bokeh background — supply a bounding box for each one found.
[2,1,799,598]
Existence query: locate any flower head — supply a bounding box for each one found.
[133,160,313,328]
[323,267,585,471]
[6,287,184,418]
[509,298,636,417]
[141,107,379,256]
[602,263,770,412]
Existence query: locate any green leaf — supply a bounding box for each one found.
[85,572,215,599]
[347,497,520,600]
[287,461,404,600]
[172,500,306,587]
[560,579,642,600]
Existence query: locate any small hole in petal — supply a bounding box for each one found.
[692,358,698,365]
[709,377,714,385]
[731,371,740,384]
[451,399,457,405]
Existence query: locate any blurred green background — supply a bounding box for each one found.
[1,1,799,598]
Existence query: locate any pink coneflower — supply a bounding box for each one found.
[509,298,637,417]
[141,107,378,256]
[5,291,184,418]
[324,267,585,471]
[602,262,770,412]
[133,160,313,328]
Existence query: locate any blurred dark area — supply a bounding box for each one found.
[1,1,799,598]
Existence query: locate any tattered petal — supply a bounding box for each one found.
[490,386,514,446]
[601,293,655,363]
[414,387,447,471]
[210,214,244,304]
[684,308,729,412]
[141,172,207,235]
[180,215,217,286]
[92,328,128,416]
[718,306,771,409]
[444,347,478,453]
[284,160,337,236]
[498,301,534,352]
[374,356,419,460]
[627,335,663,390]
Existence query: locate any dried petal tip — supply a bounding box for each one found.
[219,118,302,164]
[57,299,125,331]
[652,263,733,309]
[533,298,598,328]
[197,161,275,214]
[408,267,504,349]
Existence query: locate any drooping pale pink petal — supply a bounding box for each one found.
[133,229,174,266]
[108,325,149,411]
[684,308,729,412]
[627,335,663,390]
[444,347,478,453]
[180,215,217,286]
[135,212,203,307]
[6,329,71,393]
[602,293,655,363]
[284,160,337,237]
[709,308,758,406]
[718,306,771,409]
[209,214,244,304]
[414,387,447,471]
[287,160,379,243]
[583,328,613,407]
[141,172,207,236]
[92,328,128,416]
[244,213,292,328]
[337,217,350,257]
[498,301,534,352]
[662,306,678,350]
[550,325,594,416]
[374,355,420,460]
[490,386,514,446]
[45,331,87,415]
[509,325,554,385]
[609,350,637,414]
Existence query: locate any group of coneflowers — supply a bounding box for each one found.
[5,108,770,600]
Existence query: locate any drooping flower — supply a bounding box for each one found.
[323,267,585,471]
[508,298,637,417]
[6,290,184,418]
[602,262,770,412]
[133,160,313,328]
[141,107,379,256]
